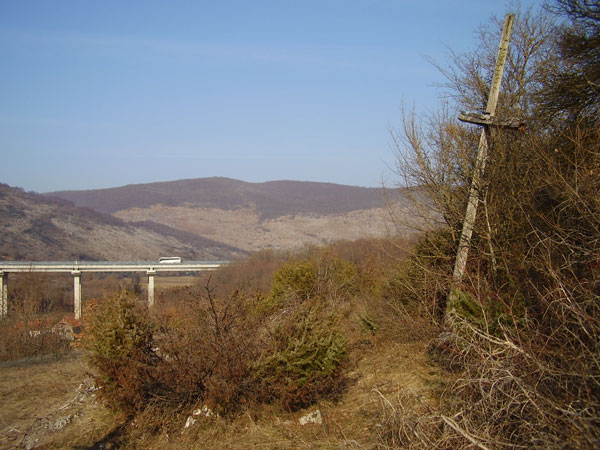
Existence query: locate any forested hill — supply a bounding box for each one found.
[47,177,390,219]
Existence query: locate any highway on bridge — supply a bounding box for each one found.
[0,260,229,319]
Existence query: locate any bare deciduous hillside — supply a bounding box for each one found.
[0,183,245,261]
[48,177,392,218]
[48,178,416,252]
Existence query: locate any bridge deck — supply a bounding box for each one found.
[0,261,229,273]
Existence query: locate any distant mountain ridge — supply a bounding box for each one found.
[47,177,388,219]
[45,177,411,252]
[0,183,245,261]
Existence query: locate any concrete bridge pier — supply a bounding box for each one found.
[0,271,7,318]
[72,270,82,320]
[147,269,156,308]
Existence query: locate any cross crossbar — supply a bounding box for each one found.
[458,112,525,129]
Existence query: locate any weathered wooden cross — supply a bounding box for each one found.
[447,13,525,318]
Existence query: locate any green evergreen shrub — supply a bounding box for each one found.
[267,259,316,308]
[267,253,359,310]
[252,300,348,411]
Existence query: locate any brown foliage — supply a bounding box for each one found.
[383,4,600,448]
[85,263,356,426]
[155,281,262,414]
[0,274,72,362]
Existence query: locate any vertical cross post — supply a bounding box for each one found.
[0,271,7,318]
[147,269,156,308]
[448,14,514,318]
[72,270,82,320]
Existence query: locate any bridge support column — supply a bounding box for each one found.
[147,270,156,308]
[0,272,7,318]
[72,270,82,320]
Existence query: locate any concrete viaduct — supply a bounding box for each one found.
[0,261,228,320]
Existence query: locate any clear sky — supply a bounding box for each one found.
[0,0,543,193]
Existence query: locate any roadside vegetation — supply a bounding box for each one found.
[1,1,598,448]
[82,238,424,439]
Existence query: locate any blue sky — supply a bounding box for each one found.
[0,0,542,192]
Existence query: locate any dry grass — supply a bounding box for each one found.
[0,351,118,449]
[0,317,444,449]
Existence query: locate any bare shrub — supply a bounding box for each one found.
[0,274,72,362]
[155,280,262,415]
[9,273,72,314]
[0,317,71,362]
[85,286,257,416]
[207,249,289,299]
[375,388,449,449]
[84,292,159,414]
